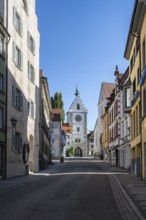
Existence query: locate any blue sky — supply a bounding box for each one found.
[36,0,134,131]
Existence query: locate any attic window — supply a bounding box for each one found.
[77,103,80,110]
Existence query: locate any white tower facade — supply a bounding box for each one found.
[67,89,88,156]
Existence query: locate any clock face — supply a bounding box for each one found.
[75,115,82,122]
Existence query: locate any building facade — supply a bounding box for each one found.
[39,70,52,169]
[119,68,131,169]
[51,108,62,159]
[87,131,94,156]
[124,0,146,177]
[0,0,40,178]
[67,89,88,157]
[96,82,115,157]
[62,123,72,156]
[0,18,9,179]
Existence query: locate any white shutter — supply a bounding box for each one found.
[27,31,30,47]
[20,19,23,36]
[28,61,30,78]
[33,68,35,83]
[13,7,16,27]
[12,42,16,63]
[20,51,23,70]
[33,40,35,55]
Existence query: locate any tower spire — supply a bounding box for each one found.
[75,85,79,96]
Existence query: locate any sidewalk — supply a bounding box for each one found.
[100,162,146,219]
[0,161,62,191]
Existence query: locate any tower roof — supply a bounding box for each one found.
[75,86,79,96]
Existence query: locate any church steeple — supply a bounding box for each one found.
[75,86,79,96]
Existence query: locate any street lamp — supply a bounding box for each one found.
[10,117,17,127]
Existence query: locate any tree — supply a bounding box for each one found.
[68,146,74,156]
[51,92,65,122]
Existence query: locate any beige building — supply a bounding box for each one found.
[0,0,40,178]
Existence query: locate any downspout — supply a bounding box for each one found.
[138,34,143,179]
[5,0,9,179]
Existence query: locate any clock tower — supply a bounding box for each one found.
[67,88,88,156]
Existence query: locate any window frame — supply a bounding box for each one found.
[0,74,4,93]
[13,42,23,70]
[0,107,4,129]
[12,86,23,111]
[28,100,35,118]
[12,131,22,153]
[13,7,23,36]
[28,61,35,83]
[27,31,35,55]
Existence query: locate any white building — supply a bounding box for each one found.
[0,0,40,178]
[51,109,62,159]
[119,68,131,169]
[67,88,88,156]
[96,82,115,157]
[62,123,72,156]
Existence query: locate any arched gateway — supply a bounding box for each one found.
[74,147,82,157]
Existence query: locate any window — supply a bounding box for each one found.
[13,7,23,36]
[75,138,80,143]
[67,142,70,145]
[0,33,5,57]
[0,108,4,129]
[137,68,140,85]
[132,78,136,96]
[142,38,145,70]
[27,31,35,55]
[77,127,80,132]
[12,86,23,111]
[125,88,131,108]
[0,74,4,92]
[77,103,80,110]
[13,42,23,70]
[28,61,35,83]
[143,87,146,115]
[136,38,139,55]
[28,100,34,118]
[12,132,22,153]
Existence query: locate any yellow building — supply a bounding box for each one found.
[102,108,109,163]
[124,0,146,178]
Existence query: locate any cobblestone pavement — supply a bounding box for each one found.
[97,162,146,220]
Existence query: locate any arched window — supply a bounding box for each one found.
[77,103,80,110]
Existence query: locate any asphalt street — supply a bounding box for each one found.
[0,160,135,220]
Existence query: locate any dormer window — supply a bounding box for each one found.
[77,103,80,110]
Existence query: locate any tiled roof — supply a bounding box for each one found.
[52,108,61,114]
[102,82,116,98]
[62,123,72,134]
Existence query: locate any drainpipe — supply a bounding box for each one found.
[5,0,9,179]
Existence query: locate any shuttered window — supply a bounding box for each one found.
[13,7,23,36]
[12,86,23,111]
[12,42,23,70]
